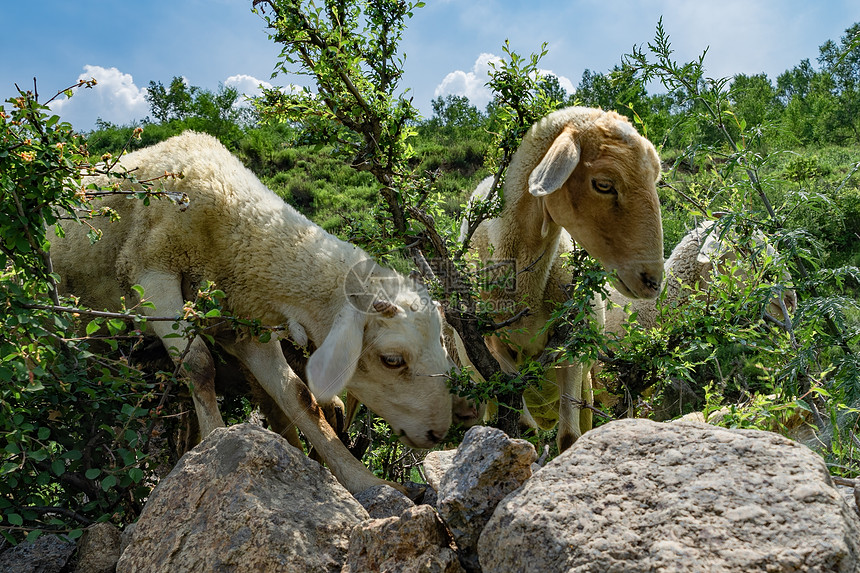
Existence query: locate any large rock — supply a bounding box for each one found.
[354,484,415,519]
[343,504,464,573]
[117,423,368,573]
[75,522,122,573]
[0,534,75,573]
[436,425,536,572]
[479,418,860,572]
[423,449,457,492]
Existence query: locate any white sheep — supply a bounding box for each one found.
[604,219,797,338]
[457,106,664,451]
[50,131,453,494]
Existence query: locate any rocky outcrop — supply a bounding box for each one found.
[73,418,860,573]
[354,484,415,519]
[0,534,75,573]
[343,504,464,573]
[75,522,122,573]
[478,418,860,573]
[436,426,537,572]
[116,423,368,573]
[423,449,457,492]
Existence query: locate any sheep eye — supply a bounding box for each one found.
[592,179,616,194]
[380,354,406,369]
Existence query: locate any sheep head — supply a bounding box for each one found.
[525,107,665,300]
[306,265,453,449]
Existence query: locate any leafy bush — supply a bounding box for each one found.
[0,83,171,543]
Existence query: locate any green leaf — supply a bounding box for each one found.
[131,284,145,298]
[37,427,50,440]
[51,459,65,476]
[68,528,83,540]
[7,513,23,526]
[101,475,117,491]
[85,320,101,336]
[128,467,145,483]
[62,449,83,461]
[204,309,221,318]
[85,468,101,479]
[25,379,45,392]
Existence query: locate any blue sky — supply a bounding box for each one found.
[3,0,860,132]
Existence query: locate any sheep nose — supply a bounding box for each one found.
[426,430,445,444]
[454,406,478,423]
[640,271,661,294]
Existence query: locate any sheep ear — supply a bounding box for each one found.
[306,306,365,402]
[540,198,554,238]
[528,127,581,197]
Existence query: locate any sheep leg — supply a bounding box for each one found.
[137,270,225,437]
[556,363,584,452]
[254,391,306,452]
[222,336,402,494]
[580,368,594,436]
[344,392,361,431]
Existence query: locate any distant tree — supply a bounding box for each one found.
[776,59,817,104]
[575,69,616,109]
[729,73,782,130]
[145,77,197,123]
[777,60,841,145]
[819,23,860,93]
[576,66,650,124]
[186,83,256,136]
[536,74,568,109]
[145,77,255,132]
[819,22,860,142]
[428,94,485,130]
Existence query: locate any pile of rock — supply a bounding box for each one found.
[7,418,860,572]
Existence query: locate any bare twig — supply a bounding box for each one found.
[485,307,530,332]
[28,505,95,526]
[561,393,611,419]
[19,303,181,322]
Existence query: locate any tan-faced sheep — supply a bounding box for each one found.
[604,219,797,338]
[50,131,453,494]
[458,106,664,451]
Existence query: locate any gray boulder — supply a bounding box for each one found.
[75,522,122,573]
[0,534,75,573]
[117,423,368,573]
[343,504,464,573]
[436,425,536,572]
[355,484,415,519]
[423,449,457,493]
[478,418,860,572]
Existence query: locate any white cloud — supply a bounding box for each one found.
[434,54,575,110]
[49,65,149,131]
[539,69,575,96]
[225,74,273,104]
[434,53,501,109]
